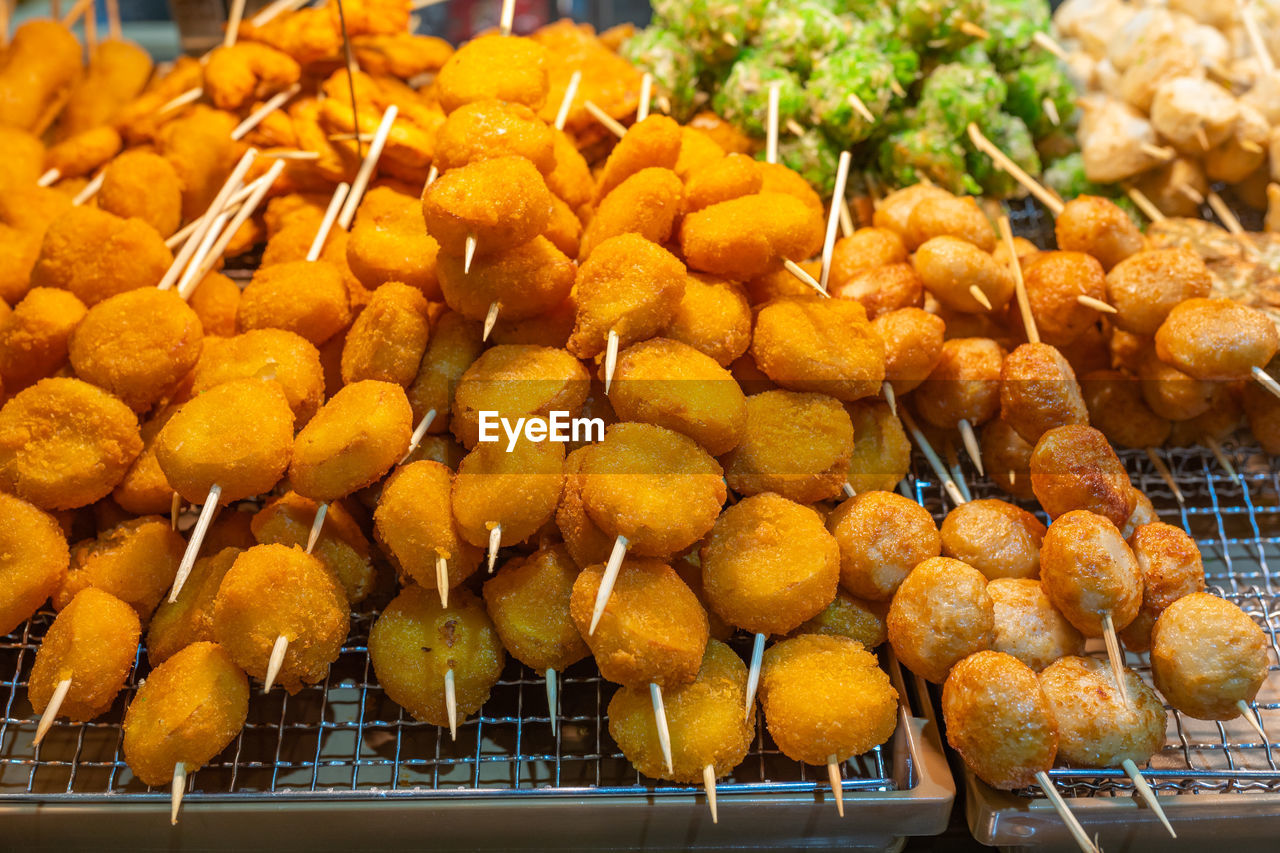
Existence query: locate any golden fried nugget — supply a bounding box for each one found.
[483,544,588,675]
[56,39,151,139]
[579,167,684,260]
[407,311,484,431]
[339,282,430,387]
[751,296,886,401]
[438,236,574,324]
[0,491,69,635]
[684,153,762,214]
[203,42,301,111]
[452,432,564,549]
[346,186,441,299]
[290,380,411,501]
[888,556,994,684]
[871,307,945,396]
[0,127,44,189]
[423,155,553,256]
[1030,424,1134,527]
[146,547,240,666]
[673,126,726,181]
[916,337,1005,430]
[1106,249,1211,336]
[252,493,375,605]
[1081,369,1171,450]
[1055,195,1143,271]
[723,390,854,503]
[555,447,616,569]
[594,114,682,203]
[112,406,178,515]
[451,345,589,448]
[793,590,889,649]
[998,343,1088,446]
[982,418,1035,501]
[29,588,139,725]
[436,34,549,113]
[546,129,594,209]
[0,287,86,392]
[987,578,1083,671]
[1118,522,1204,652]
[31,206,173,306]
[828,228,908,291]
[912,236,1015,314]
[1155,298,1280,380]
[0,21,84,133]
[568,233,686,359]
[1039,656,1166,767]
[55,517,183,623]
[192,329,325,426]
[845,400,911,494]
[434,100,555,174]
[43,126,121,180]
[1020,251,1107,347]
[374,460,483,591]
[905,194,996,252]
[828,491,941,601]
[661,274,751,367]
[187,271,241,338]
[680,193,823,280]
[156,107,240,222]
[238,259,352,346]
[873,184,953,241]
[543,194,583,259]
[832,263,924,320]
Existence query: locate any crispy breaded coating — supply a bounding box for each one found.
[723,389,853,503]
[547,129,594,209]
[0,21,83,133]
[793,591,888,649]
[751,296,885,401]
[845,400,912,494]
[422,155,553,256]
[452,434,564,549]
[594,115,682,203]
[0,287,86,393]
[187,271,242,337]
[436,35,549,113]
[30,588,140,723]
[238,259,352,346]
[203,42,301,111]
[579,167,683,260]
[112,406,178,515]
[346,186,440,298]
[352,33,453,77]
[31,206,173,306]
[290,380,411,501]
[340,282,430,387]
[438,235,575,325]
[44,126,122,180]
[482,544,588,675]
[434,100,555,174]
[54,516,182,621]
[828,490,940,601]
[680,193,822,280]
[915,337,1005,430]
[544,195,583,258]
[1030,425,1135,527]
[0,127,45,189]
[146,547,240,666]
[56,39,152,140]
[0,491,70,635]
[156,106,241,221]
[568,233,686,359]
[684,153,762,214]
[661,273,751,367]
[987,578,1083,671]
[406,311,483,432]
[252,493,374,605]
[756,162,823,216]
[374,460,483,591]
[451,345,589,449]
[871,308,945,396]
[192,329,325,425]
[97,150,183,238]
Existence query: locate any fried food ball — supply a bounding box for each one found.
[1154,298,1280,381]
[203,42,300,110]
[0,20,82,133]
[701,493,839,635]
[1138,354,1213,422]
[0,492,69,635]
[912,236,1015,314]
[452,431,564,549]
[251,493,375,605]
[1039,656,1166,767]
[760,634,898,765]
[683,153,760,215]
[916,338,1005,430]
[43,126,121,179]
[942,500,1046,582]
[191,329,325,426]
[0,287,86,392]
[906,194,996,252]
[188,271,242,337]
[434,100,555,174]
[1039,510,1143,637]
[831,263,924,320]
[407,311,483,432]
[451,345,589,449]
[544,194,583,258]
[827,491,941,601]
[999,343,1089,445]
[555,446,616,569]
[338,282,430,387]
[156,107,239,222]
[212,543,348,693]
[482,544,588,675]
[872,184,953,242]
[1119,522,1205,653]
[942,650,1058,790]
[1105,249,1212,336]
[237,259,352,346]
[871,307,946,396]
[845,399,911,494]
[156,377,294,504]
[346,186,440,298]
[439,235,574,325]
[661,273,751,367]
[146,547,239,667]
[1055,196,1144,271]
[31,206,173,306]
[755,160,823,215]
[609,338,746,456]
[96,150,183,238]
[1030,425,1134,526]
[1166,383,1241,445]
[0,127,44,189]
[983,418,1036,501]
[571,556,709,688]
[608,639,753,782]
[111,406,178,515]
[546,128,594,209]
[290,380,411,501]
[1080,369,1171,449]
[593,115,682,201]
[751,297,885,402]
[568,233,686,359]
[722,390,854,504]
[793,590,889,649]
[580,167,684,260]
[680,193,824,281]
[1151,592,1269,720]
[121,641,249,787]
[1244,374,1280,455]
[374,460,483,592]
[68,288,203,412]
[828,228,909,290]
[0,377,142,510]
[422,156,553,257]
[435,34,549,113]
[888,556,994,684]
[577,423,724,557]
[55,515,183,621]
[988,578,1084,672]
[673,125,727,180]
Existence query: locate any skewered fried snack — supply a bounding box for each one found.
[55,516,183,622]
[912,237,1015,314]
[0,491,69,636]
[434,100,555,175]
[97,151,184,238]
[483,544,589,684]
[112,406,179,516]
[192,329,325,426]
[871,307,946,397]
[1105,249,1212,337]
[289,380,412,502]
[888,556,995,684]
[581,166,684,259]
[751,297,886,401]
[237,258,352,346]
[999,342,1088,446]
[31,206,174,306]
[1019,251,1107,347]
[722,390,854,504]
[147,547,241,666]
[0,20,83,133]
[941,499,1046,581]
[1054,195,1143,272]
[339,282,430,387]
[438,236,574,326]
[1039,656,1166,767]
[406,311,483,434]
[916,338,1005,432]
[793,590,889,650]
[0,287,87,393]
[844,400,913,494]
[1154,298,1279,381]
[1118,522,1204,652]
[450,344,589,449]
[251,494,375,605]
[1080,370,1172,450]
[56,38,153,140]
[987,578,1084,672]
[982,418,1036,501]
[1039,510,1143,638]
[680,193,823,281]
[1030,424,1135,526]
[435,34,550,114]
[422,155,553,257]
[346,187,441,298]
[43,126,123,181]
[827,491,941,601]
[660,274,752,368]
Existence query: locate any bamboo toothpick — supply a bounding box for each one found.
[1101,612,1131,707]
[1207,191,1246,235]
[223,0,246,48]
[1035,771,1101,853]
[554,70,581,132]
[337,104,398,230]
[999,216,1039,344]
[584,101,626,138]
[766,81,781,165]
[231,84,301,141]
[498,0,515,36]
[968,123,1064,215]
[1125,185,1165,223]
[783,259,829,297]
[820,151,853,292]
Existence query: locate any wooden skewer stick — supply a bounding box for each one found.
[744,631,765,721]
[435,554,449,608]
[250,0,307,27]
[37,169,60,187]
[546,668,558,737]
[842,482,856,499]
[337,104,398,230]
[308,182,350,262]
[1241,139,1265,154]
[846,92,875,124]
[33,678,72,746]
[999,216,1039,344]
[263,634,289,692]
[159,148,258,291]
[584,101,626,138]
[487,524,501,573]
[1125,185,1166,223]
[766,81,781,165]
[889,79,906,98]
[899,408,968,506]
[839,197,854,239]
[1122,759,1175,838]
[638,73,652,123]
[169,484,222,602]
[60,0,91,27]
[174,210,231,298]
[650,682,674,775]
[399,409,437,464]
[181,161,287,297]
[1043,97,1060,127]
[958,21,989,40]
[588,535,629,635]
[231,84,301,141]
[783,259,829,297]
[1077,295,1116,314]
[424,164,438,187]
[968,123,1064,215]
[498,0,515,37]
[1236,699,1268,742]
[166,177,257,249]
[1032,31,1070,62]
[1100,612,1130,707]
[1251,365,1280,401]
[306,502,328,554]
[159,86,203,117]
[223,0,246,49]
[171,764,187,826]
[483,301,500,341]
[72,171,105,206]
[785,118,804,136]
[1140,142,1176,163]
[554,70,581,132]
[170,493,181,530]
[444,668,458,740]
[1206,436,1238,479]
[604,329,620,394]
[655,93,672,115]
[827,756,845,817]
[1207,191,1246,235]
[464,234,478,274]
[881,381,898,416]
[1239,0,1277,74]
[1035,770,1100,853]
[703,764,719,823]
[820,150,853,292]
[968,284,993,311]
[1146,446,1185,505]
[957,418,984,476]
[944,441,974,503]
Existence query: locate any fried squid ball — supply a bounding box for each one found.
[121,641,249,787]
[0,287,86,392]
[723,390,853,504]
[680,193,823,281]
[999,343,1088,446]
[555,446,617,569]
[983,418,1035,501]
[1020,251,1108,347]
[346,186,441,298]
[452,432,564,549]
[608,639,753,783]
[31,206,173,306]
[434,100,555,175]
[912,236,1015,314]
[828,228,909,289]
[845,400,911,494]
[422,156,553,257]
[871,307,946,396]
[751,296,886,401]
[438,235,574,324]
[407,311,483,432]
[916,338,1005,430]
[579,167,684,260]
[662,273,752,367]
[941,500,1046,582]
[339,282,430,387]
[55,515,182,621]
[251,493,375,605]
[97,150,183,238]
[1039,656,1166,767]
[156,378,294,504]
[1030,425,1135,527]
[374,461,483,592]
[1055,195,1144,271]
[1081,370,1172,450]
[578,423,724,557]
[290,380,411,502]
[568,233,686,359]
[451,345,589,449]
[146,547,239,666]
[1151,593,1269,720]
[1039,510,1143,637]
[68,288,203,412]
[191,329,325,426]
[237,259,352,346]
[794,590,888,649]
[888,557,995,684]
[482,544,588,675]
[827,491,941,601]
[212,544,348,693]
[609,338,747,456]
[1139,354,1214,422]
[1105,249,1212,336]
[570,556,708,688]
[987,578,1083,673]
[435,34,549,113]
[760,634,898,765]
[0,492,69,635]
[29,588,139,725]
[701,493,839,636]
[0,377,142,510]
[1154,298,1280,381]
[1119,523,1205,653]
[942,650,1058,790]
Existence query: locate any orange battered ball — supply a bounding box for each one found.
[982,418,1036,501]
[872,184,953,240]
[346,186,441,299]
[831,263,924,320]
[1020,251,1107,347]
[998,343,1089,446]
[340,282,430,387]
[113,406,178,515]
[438,236,574,324]
[1154,298,1280,380]
[579,167,684,260]
[941,499,1046,581]
[482,544,588,675]
[434,100,555,174]
[97,150,184,238]
[1105,249,1211,336]
[751,296,886,401]
[1081,370,1172,450]
[55,515,183,622]
[905,194,996,252]
[828,227,908,288]
[251,493,375,605]
[1119,522,1204,652]
[722,390,854,504]
[0,491,69,635]
[679,193,823,280]
[1039,656,1166,767]
[845,399,912,494]
[237,259,352,346]
[871,307,946,395]
[146,547,239,666]
[407,311,484,432]
[451,431,564,550]
[684,152,761,214]
[191,329,325,426]
[594,115,683,203]
[1039,510,1143,637]
[435,34,549,113]
[911,236,1014,314]
[828,491,941,600]
[1054,195,1143,271]
[0,287,87,392]
[188,271,242,337]
[888,556,994,684]
[374,460,483,593]
[290,380,412,502]
[916,338,1005,430]
[422,155,553,256]
[987,578,1084,672]
[1030,424,1134,527]
[29,588,140,724]
[568,233,686,359]
[661,274,752,367]
[450,345,589,449]
[31,206,173,306]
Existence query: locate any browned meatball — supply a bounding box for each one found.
[1020,252,1108,347]
[1055,196,1144,271]
[1151,593,1269,720]
[887,557,994,684]
[827,491,941,601]
[1119,522,1204,652]
[941,499,1046,581]
[1081,369,1172,449]
[912,236,1014,314]
[916,338,1005,430]
[999,343,1089,446]
[827,227,908,289]
[1039,510,1143,637]
[1139,354,1214,422]
[987,578,1084,671]
[1030,425,1135,527]
[831,264,924,320]
[1039,656,1166,767]
[1105,249,1212,336]
[982,419,1035,501]
[1154,298,1280,381]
